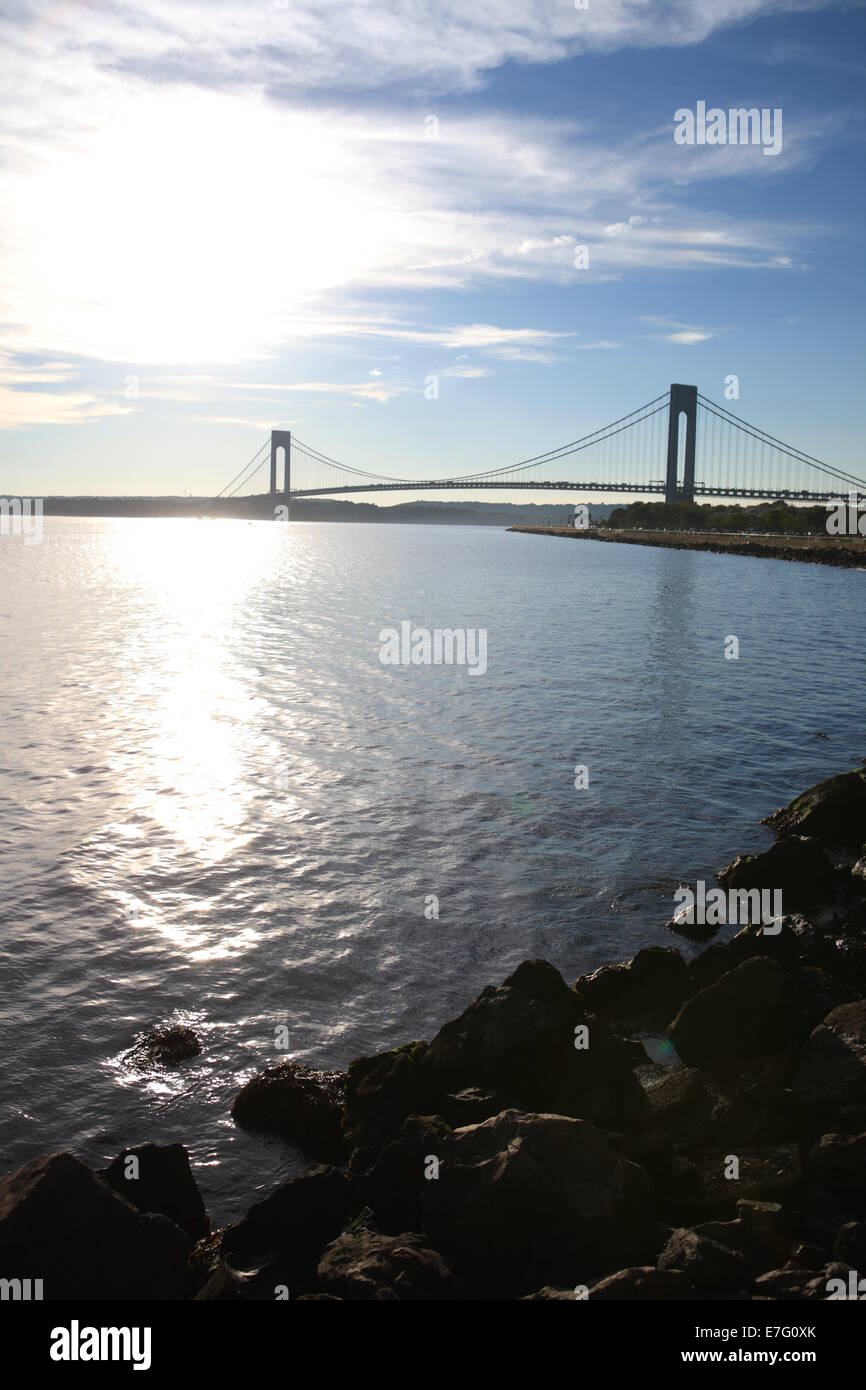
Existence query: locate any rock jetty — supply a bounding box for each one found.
[2,766,865,1300]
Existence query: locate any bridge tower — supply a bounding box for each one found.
[270,431,291,497]
[665,384,697,504]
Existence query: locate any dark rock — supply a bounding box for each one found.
[791,1243,829,1268]
[797,1183,843,1246]
[803,1132,866,1196]
[523,1286,581,1300]
[692,1218,789,1275]
[0,1152,189,1299]
[344,1040,429,1150]
[737,1199,792,1235]
[132,1024,201,1067]
[588,1266,695,1299]
[785,967,860,1043]
[574,948,694,1027]
[793,1001,866,1112]
[421,959,641,1119]
[699,1145,801,1209]
[439,1087,509,1127]
[716,1077,809,1148]
[717,837,835,910]
[834,1221,866,1266]
[103,1143,209,1241]
[669,957,788,1076]
[221,1165,349,1285]
[763,768,866,846]
[353,1114,451,1234]
[753,1264,828,1299]
[231,1062,346,1163]
[666,913,719,943]
[617,1065,710,1134]
[657,1228,749,1293]
[317,1229,455,1300]
[421,1108,656,1294]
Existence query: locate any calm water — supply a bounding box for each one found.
[1,518,864,1221]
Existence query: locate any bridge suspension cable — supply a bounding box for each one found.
[215,439,270,498]
[697,394,866,493]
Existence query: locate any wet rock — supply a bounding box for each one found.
[763,768,866,846]
[132,1024,201,1067]
[103,1143,209,1241]
[793,1000,866,1113]
[669,957,788,1076]
[574,947,694,1027]
[657,1228,749,1293]
[0,1152,189,1299]
[803,1132,866,1196]
[231,1061,346,1163]
[221,1165,348,1286]
[421,959,642,1119]
[317,1229,455,1300]
[421,1108,656,1295]
[587,1266,695,1299]
[717,836,835,910]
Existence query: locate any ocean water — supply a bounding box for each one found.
[1,517,863,1222]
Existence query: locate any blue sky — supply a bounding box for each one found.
[0,0,863,499]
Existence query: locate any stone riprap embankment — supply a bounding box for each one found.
[2,766,865,1300]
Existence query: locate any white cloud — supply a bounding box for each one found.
[0,0,840,388]
[1,2,835,98]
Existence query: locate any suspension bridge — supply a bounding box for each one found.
[216,385,865,508]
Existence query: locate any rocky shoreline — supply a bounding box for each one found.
[508,525,866,569]
[2,767,865,1300]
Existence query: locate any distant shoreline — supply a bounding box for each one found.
[508,525,866,569]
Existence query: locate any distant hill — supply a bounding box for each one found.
[34,494,617,525]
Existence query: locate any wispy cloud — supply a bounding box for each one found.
[643,316,730,345]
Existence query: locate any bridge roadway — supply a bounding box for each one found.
[287,480,841,503]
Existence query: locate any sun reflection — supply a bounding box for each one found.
[107,518,278,858]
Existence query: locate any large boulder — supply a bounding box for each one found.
[221,1165,349,1279]
[803,1132,866,1197]
[420,1108,656,1295]
[344,1041,429,1151]
[103,1143,209,1241]
[587,1266,695,1299]
[669,957,788,1075]
[0,1153,189,1299]
[657,1228,749,1293]
[763,769,866,846]
[574,948,694,1028]
[129,1024,201,1068]
[353,1115,451,1234]
[793,1000,866,1113]
[421,959,642,1119]
[231,1062,346,1163]
[716,837,835,911]
[317,1229,456,1300]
